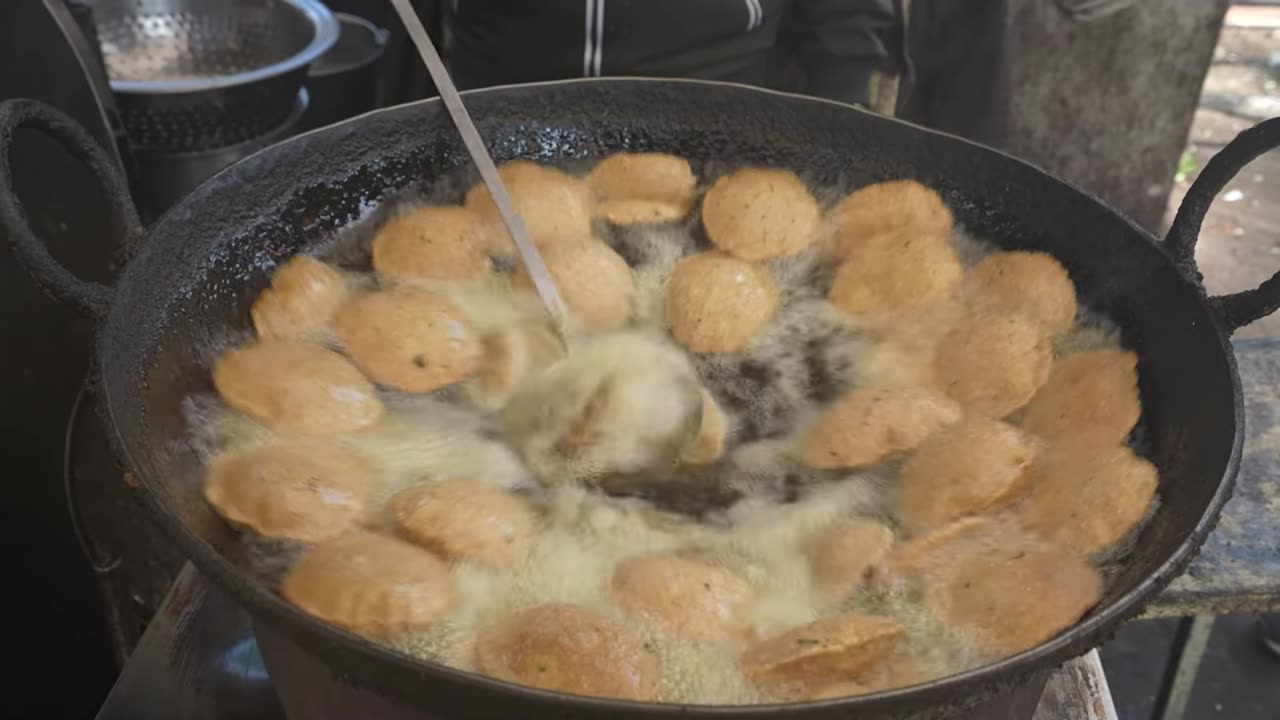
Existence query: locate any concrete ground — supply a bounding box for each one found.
[1098,9,1280,719]
[1101,615,1280,719]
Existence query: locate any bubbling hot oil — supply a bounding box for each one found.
[186,182,1139,705]
[385,479,986,706]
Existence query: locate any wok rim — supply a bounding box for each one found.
[98,77,1246,715]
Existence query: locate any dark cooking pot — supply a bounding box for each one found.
[2,79,1278,719]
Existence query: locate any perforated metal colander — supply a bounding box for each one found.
[90,0,338,152]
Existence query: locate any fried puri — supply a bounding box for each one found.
[897,417,1037,531]
[333,286,481,393]
[852,305,958,389]
[281,530,457,637]
[501,332,703,483]
[967,251,1077,335]
[475,603,661,700]
[702,168,819,260]
[1019,445,1158,555]
[741,613,906,687]
[830,180,953,260]
[391,478,539,567]
[464,161,593,253]
[923,541,1102,656]
[251,256,349,340]
[935,312,1052,418]
[666,252,780,353]
[512,237,636,332]
[611,554,755,641]
[471,320,566,408]
[587,152,697,206]
[1022,349,1141,447]
[212,339,383,434]
[808,518,895,607]
[827,238,963,320]
[371,205,493,282]
[598,199,690,225]
[856,650,932,693]
[680,388,728,465]
[203,442,382,543]
[798,386,962,469]
[885,516,996,576]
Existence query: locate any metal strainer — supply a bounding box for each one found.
[90,0,338,152]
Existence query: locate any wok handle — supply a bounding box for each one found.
[0,98,142,319]
[1165,116,1280,335]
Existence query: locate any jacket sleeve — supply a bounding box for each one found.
[783,0,897,107]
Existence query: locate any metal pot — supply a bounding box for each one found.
[92,0,338,152]
[1,79,1277,719]
[300,13,389,132]
[130,89,309,223]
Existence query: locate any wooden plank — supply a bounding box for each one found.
[1035,651,1119,720]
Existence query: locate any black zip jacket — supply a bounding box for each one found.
[437,0,896,107]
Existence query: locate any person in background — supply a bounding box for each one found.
[381,0,898,109]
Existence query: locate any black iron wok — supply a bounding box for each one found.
[3,79,1279,719]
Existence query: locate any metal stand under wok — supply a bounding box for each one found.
[93,563,1107,720]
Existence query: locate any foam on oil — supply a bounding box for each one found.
[185,171,1144,705]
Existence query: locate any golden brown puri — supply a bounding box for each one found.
[251,256,350,340]
[798,386,962,470]
[471,320,566,408]
[666,251,780,353]
[212,339,383,434]
[332,286,482,393]
[827,236,963,320]
[897,416,1038,531]
[701,168,820,261]
[934,311,1052,418]
[463,161,593,254]
[807,518,895,608]
[611,554,756,641]
[741,613,906,687]
[679,388,728,465]
[474,603,662,701]
[586,152,697,206]
[830,179,954,261]
[390,478,539,568]
[797,681,871,701]
[966,251,1077,335]
[922,540,1102,656]
[1019,445,1159,556]
[852,303,961,390]
[203,442,382,543]
[884,516,996,577]
[512,236,636,332]
[371,205,493,282]
[281,530,457,637]
[597,199,690,225]
[856,650,932,693]
[1022,348,1141,448]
